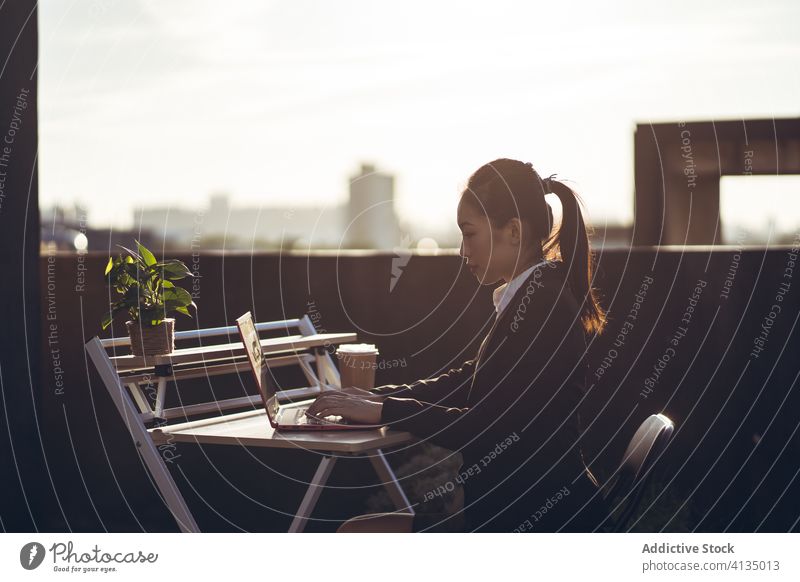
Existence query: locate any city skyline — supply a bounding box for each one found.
[37,1,800,236]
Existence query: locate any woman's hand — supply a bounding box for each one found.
[306,393,384,425]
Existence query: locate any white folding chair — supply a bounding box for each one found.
[85,315,357,532]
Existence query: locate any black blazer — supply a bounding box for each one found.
[371,260,608,532]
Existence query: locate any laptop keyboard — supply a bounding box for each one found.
[290,406,347,426]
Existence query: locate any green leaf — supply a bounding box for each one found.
[138,307,163,327]
[104,257,114,276]
[122,287,142,309]
[157,260,193,280]
[162,302,185,318]
[161,286,195,319]
[171,286,193,306]
[118,245,141,261]
[136,240,157,267]
[101,301,130,331]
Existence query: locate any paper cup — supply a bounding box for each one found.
[336,343,379,390]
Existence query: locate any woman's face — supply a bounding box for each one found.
[457,196,528,285]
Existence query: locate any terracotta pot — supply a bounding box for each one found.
[126,319,175,356]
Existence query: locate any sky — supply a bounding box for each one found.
[38,0,800,236]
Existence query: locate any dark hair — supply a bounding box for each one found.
[461,158,607,335]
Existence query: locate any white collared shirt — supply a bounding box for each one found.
[492,259,550,319]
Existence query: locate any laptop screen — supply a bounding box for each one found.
[236,312,278,417]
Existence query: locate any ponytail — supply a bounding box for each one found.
[462,158,607,335]
[545,178,607,335]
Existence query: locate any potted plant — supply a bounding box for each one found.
[101,240,197,356]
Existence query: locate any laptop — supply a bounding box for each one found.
[235,311,384,431]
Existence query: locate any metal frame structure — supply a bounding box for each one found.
[85,315,414,532]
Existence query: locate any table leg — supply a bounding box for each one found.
[289,454,337,533]
[369,449,415,515]
[154,377,167,418]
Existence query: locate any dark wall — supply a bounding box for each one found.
[36,246,800,532]
[0,0,61,532]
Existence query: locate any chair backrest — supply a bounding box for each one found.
[602,413,675,531]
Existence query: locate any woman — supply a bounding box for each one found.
[307,158,609,532]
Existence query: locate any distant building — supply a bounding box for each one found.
[345,163,400,250]
[134,207,198,247]
[590,222,633,249]
[134,193,347,250]
[132,164,401,250]
[41,204,157,252]
[40,204,88,251]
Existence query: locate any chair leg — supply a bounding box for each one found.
[86,337,199,533]
[369,449,415,515]
[289,454,337,533]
